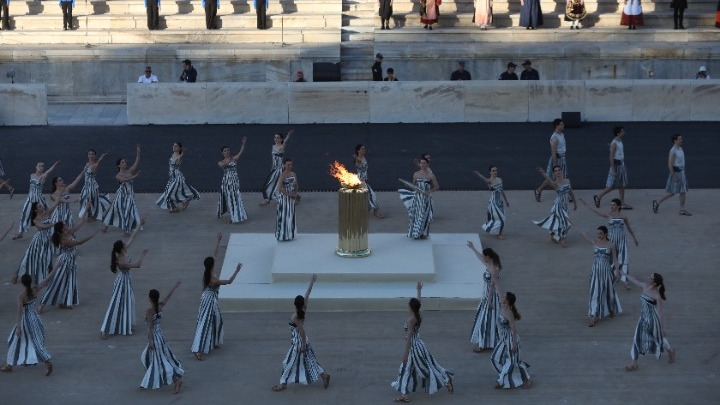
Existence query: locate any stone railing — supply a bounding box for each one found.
[127,80,717,125]
[0,84,48,126]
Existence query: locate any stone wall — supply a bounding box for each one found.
[0,84,48,126]
[127,80,718,124]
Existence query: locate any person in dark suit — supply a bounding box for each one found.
[499,62,518,80]
[372,53,384,81]
[204,0,219,29]
[146,0,160,30]
[180,60,198,83]
[520,60,540,80]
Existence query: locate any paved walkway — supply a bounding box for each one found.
[0,188,717,403]
[47,104,128,126]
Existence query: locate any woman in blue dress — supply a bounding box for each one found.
[49,167,85,229]
[276,158,299,241]
[474,166,510,239]
[78,150,110,222]
[14,160,60,240]
[14,200,60,285]
[354,144,384,218]
[103,145,142,236]
[533,166,576,247]
[140,282,183,393]
[156,142,200,213]
[261,130,294,206]
[491,291,532,389]
[217,138,248,224]
[400,157,438,240]
[579,226,621,327]
[467,242,501,352]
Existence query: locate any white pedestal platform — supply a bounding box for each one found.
[219,233,487,312]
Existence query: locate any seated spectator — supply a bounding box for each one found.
[520,60,540,80]
[295,71,308,82]
[695,65,710,79]
[384,68,399,81]
[499,62,518,80]
[450,61,472,81]
[138,66,159,83]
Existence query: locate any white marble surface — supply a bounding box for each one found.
[0,84,48,126]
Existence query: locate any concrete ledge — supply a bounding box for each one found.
[0,84,48,126]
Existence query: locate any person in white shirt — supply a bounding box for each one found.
[695,65,710,80]
[138,66,159,84]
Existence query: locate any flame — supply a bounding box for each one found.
[329,161,362,188]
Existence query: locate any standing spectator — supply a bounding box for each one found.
[420,0,439,30]
[146,0,160,30]
[473,0,492,30]
[620,0,643,30]
[450,61,472,81]
[499,62,518,80]
[294,71,307,82]
[255,0,267,30]
[138,66,159,83]
[564,0,586,29]
[520,0,543,29]
[695,66,710,79]
[59,0,74,30]
[379,0,392,30]
[1,0,10,31]
[520,60,540,80]
[180,60,197,83]
[372,53,383,81]
[670,0,686,29]
[204,0,219,29]
[384,68,398,81]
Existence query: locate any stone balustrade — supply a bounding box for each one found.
[0,84,48,126]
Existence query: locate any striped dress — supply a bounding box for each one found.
[276,176,297,241]
[16,218,54,285]
[40,245,79,307]
[261,150,283,201]
[140,312,184,389]
[190,285,223,355]
[156,156,200,211]
[5,298,52,367]
[533,183,572,242]
[278,320,325,385]
[356,159,380,211]
[491,314,531,388]
[588,247,622,319]
[18,176,47,236]
[400,178,432,239]
[481,183,506,236]
[217,161,248,223]
[470,270,500,350]
[608,217,630,283]
[391,322,454,395]
[100,265,135,336]
[103,181,142,234]
[630,293,669,361]
[78,164,111,220]
[51,194,74,229]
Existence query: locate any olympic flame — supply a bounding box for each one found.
[329,161,362,188]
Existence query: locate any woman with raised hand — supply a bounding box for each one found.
[391,281,454,403]
[140,282,184,394]
[272,274,331,392]
[103,145,142,236]
[0,266,62,375]
[624,273,675,371]
[578,226,622,327]
[14,200,60,285]
[78,149,110,222]
[467,242,501,353]
[191,234,242,361]
[580,197,639,289]
[533,166,576,247]
[100,219,148,339]
[275,158,299,241]
[49,167,85,229]
[217,138,248,223]
[39,210,100,312]
[260,130,293,206]
[354,144,385,218]
[400,157,438,240]
[156,141,200,213]
[474,166,510,239]
[491,291,532,389]
[14,160,60,240]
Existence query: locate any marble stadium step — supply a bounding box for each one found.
[341,26,375,41]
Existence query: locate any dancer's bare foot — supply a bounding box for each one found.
[260,199,271,206]
[101,226,108,234]
[9,187,14,199]
[521,380,533,389]
[194,352,205,361]
[494,383,503,389]
[473,347,488,353]
[37,304,45,313]
[446,380,454,394]
[588,317,598,327]
[271,384,287,392]
[179,200,191,212]
[173,379,182,394]
[12,234,23,240]
[393,396,410,403]
[11,276,18,284]
[624,362,638,372]
[496,234,505,240]
[322,373,331,389]
[373,210,385,219]
[0,364,12,372]
[668,349,676,363]
[58,304,73,310]
[100,332,108,340]
[45,361,53,376]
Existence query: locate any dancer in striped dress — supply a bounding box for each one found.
[0,271,61,375]
[653,134,691,216]
[624,273,675,371]
[474,166,510,239]
[391,282,454,402]
[400,158,438,240]
[593,126,632,209]
[39,215,100,312]
[535,119,567,202]
[191,234,243,361]
[467,242,501,352]
[13,200,60,285]
[581,197,639,288]
[217,138,248,224]
[103,145,142,236]
[140,282,183,393]
[78,150,111,222]
[355,144,385,218]
[276,158,298,241]
[100,222,148,339]
[0,159,14,198]
[156,142,200,213]
[272,274,331,392]
[14,160,60,240]
[491,291,532,389]
[260,130,293,206]
[49,168,85,229]
[579,226,622,327]
[533,166,576,247]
